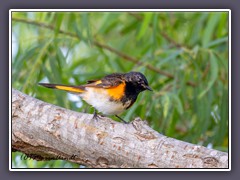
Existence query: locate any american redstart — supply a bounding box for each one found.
[39,71,152,123]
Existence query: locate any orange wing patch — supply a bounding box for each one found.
[106,82,126,100]
[55,85,84,93]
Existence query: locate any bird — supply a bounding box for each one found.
[39,71,152,123]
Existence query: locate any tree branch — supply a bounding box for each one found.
[12,17,196,87]
[12,89,228,168]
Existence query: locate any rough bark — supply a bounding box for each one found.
[11,89,228,168]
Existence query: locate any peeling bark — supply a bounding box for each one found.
[11,89,228,168]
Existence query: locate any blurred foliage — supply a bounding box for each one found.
[11,11,229,168]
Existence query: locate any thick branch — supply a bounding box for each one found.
[12,89,228,168]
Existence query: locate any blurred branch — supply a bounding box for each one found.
[93,41,174,78]
[12,89,228,168]
[12,17,77,37]
[12,17,196,87]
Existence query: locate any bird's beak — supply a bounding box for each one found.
[145,85,153,91]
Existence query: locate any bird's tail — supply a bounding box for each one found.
[39,83,85,94]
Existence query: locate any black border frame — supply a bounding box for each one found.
[1,0,239,179]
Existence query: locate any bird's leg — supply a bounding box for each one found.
[92,109,106,121]
[115,115,128,124]
[92,109,99,120]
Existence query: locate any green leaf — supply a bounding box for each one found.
[121,20,139,34]
[74,23,86,42]
[21,40,52,92]
[189,13,208,45]
[12,45,40,83]
[215,88,228,145]
[198,53,219,99]
[54,13,64,36]
[162,94,170,118]
[156,49,183,67]
[56,47,67,68]
[217,12,228,37]
[171,94,184,115]
[98,13,120,34]
[152,14,159,50]
[166,109,179,137]
[49,56,62,83]
[202,13,221,47]
[137,12,153,40]
[82,13,92,43]
[205,36,228,48]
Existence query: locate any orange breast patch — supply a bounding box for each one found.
[106,82,126,100]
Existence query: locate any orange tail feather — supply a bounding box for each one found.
[39,83,85,93]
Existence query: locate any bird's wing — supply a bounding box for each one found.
[84,73,125,89]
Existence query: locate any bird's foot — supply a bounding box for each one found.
[92,109,105,121]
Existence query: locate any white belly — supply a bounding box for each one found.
[80,87,128,115]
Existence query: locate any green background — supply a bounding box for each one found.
[12,11,229,168]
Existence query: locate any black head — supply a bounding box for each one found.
[124,72,152,93]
